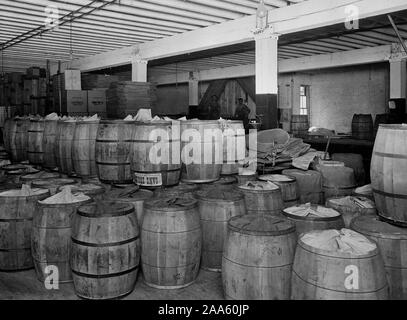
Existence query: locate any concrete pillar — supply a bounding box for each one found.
[254,26,279,129]
[131,55,148,82]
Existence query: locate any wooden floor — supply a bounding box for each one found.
[0,269,224,300]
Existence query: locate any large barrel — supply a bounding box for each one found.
[8,119,18,162]
[32,196,92,283]
[220,120,245,175]
[332,153,366,186]
[195,188,246,272]
[42,120,59,169]
[32,178,77,195]
[181,120,222,184]
[237,181,284,216]
[351,216,407,300]
[96,120,134,184]
[105,186,153,227]
[291,229,389,300]
[0,188,50,271]
[352,114,373,140]
[56,120,76,175]
[326,196,376,228]
[319,165,357,199]
[291,115,309,138]
[71,201,140,299]
[282,169,324,204]
[72,120,99,179]
[131,121,181,188]
[222,215,297,300]
[27,119,45,165]
[3,118,12,153]
[371,124,407,226]
[141,198,202,289]
[258,174,300,208]
[282,205,345,236]
[13,118,29,162]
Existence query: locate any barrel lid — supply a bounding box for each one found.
[238,181,279,192]
[379,124,407,130]
[145,197,197,211]
[21,171,60,181]
[282,169,321,178]
[30,118,44,123]
[228,215,296,236]
[156,183,199,194]
[194,187,244,202]
[32,178,76,187]
[258,174,295,183]
[2,164,30,172]
[108,186,154,201]
[0,188,49,198]
[77,201,135,218]
[60,183,105,195]
[351,216,407,240]
[282,204,341,221]
[76,119,100,125]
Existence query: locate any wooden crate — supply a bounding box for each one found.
[88,89,107,115]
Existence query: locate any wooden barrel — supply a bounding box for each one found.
[374,114,388,137]
[58,184,106,201]
[282,205,345,236]
[282,169,324,204]
[154,183,199,200]
[291,230,389,300]
[371,124,407,226]
[259,174,300,208]
[27,119,45,165]
[237,181,284,216]
[181,120,222,184]
[105,186,154,227]
[291,115,309,138]
[326,196,377,228]
[12,118,29,162]
[220,120,245,175]
[222,215,297,300]
[72,120,99,179]
[352,114,373,140]
[131,121,181,188]
[195,188,246,272]
[142,197,202,289]
[8,119,18,162]
[56,120,76,175]
[0,188,50,271]
[20,171,60,184]
[319,166,357,199]
[351,216,407,300]
[42,120,59,169]
[32,197,92,283]
[332,153,366,186]
[3,118,12,153]
[32,178,77,195]
[71,201,140,299]
[96,120,134,184]
[3,164,36,184]
[236,171,258,185]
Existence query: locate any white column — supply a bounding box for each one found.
[389,58,407,99]
[131,54,148,82]
[188,72,199,106]
[254,26,279,95]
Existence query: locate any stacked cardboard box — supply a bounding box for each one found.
[88,89,107,118]
[53,70,86,116]
[106,81,157,119]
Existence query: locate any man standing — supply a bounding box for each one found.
[234,98,251,133]
[200,95,221,120]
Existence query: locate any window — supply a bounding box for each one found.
[300,85,310,116]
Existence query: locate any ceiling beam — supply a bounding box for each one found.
[149,44,393,85]
[69,0,407,72]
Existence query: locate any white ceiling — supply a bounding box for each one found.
[0,0,306,73]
